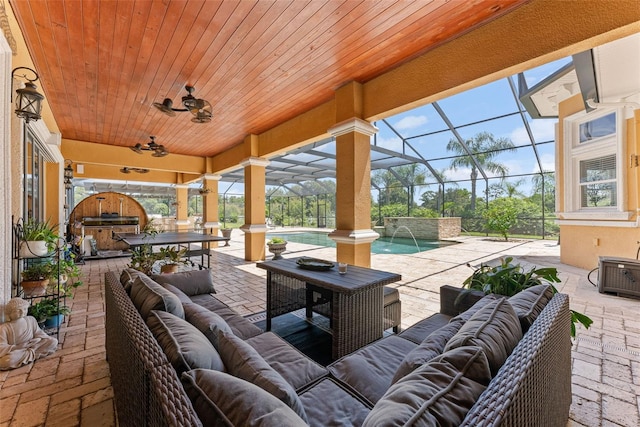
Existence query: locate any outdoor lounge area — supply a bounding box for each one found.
[1,234,638,426]
[1,1,640,426]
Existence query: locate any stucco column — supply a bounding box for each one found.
[328,118,379,267]
[202,174,220,240]
[175,184,189,231]
[239,157,269,261]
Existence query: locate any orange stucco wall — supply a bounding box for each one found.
[560,226,640,271]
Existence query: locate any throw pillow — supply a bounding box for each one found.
[363,346,491,427]
[151,269,216,296]
[182,369,307,427]
[508,284,554,332]
[444,297,522,376]
[450,293,498,323]
[183,302,233,349]
[160,283,192,304]
[130,276,185,320]
[217,330,308,422]
[391,318,465,384]
[120,268,144,293]
[147,310,225,375]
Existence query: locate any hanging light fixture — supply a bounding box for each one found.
[153,85,212,123]
[63,160,74,189]
[130,136,169,157]
[12,67,44,123]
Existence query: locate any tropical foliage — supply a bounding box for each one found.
[446,132,516,210]
[483,198,519,241]
[462,257,593,337]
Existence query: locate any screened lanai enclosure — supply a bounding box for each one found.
[70,54,583,240]
[215,56,571,240]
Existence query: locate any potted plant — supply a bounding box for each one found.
[128,244,158,275]
[19,218,59,257]
[21,262,53,297]
[267,237,287,260]
[27,299,49,326]
[49,255,83,296]
[28,298,70,328]
[157,245,189,273]
[460,257,593,337]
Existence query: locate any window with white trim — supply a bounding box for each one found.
[563,108,627,219]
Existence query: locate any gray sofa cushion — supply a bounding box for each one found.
[129,275,185,320]
[120,268,146,293]
[151,269,216,296]
[217,331,308,422]
[246,332,328,391]
[299,378,372,427]
[392,318,465,384]
[363,346,491,427]
[398,313,452,344]
[450,293,498,323]
[159,282,192,304]
[328,335,417,405]
[182,369,307,427]
[509,284,554,331]
[445,297,522,376]
[183,302,233,349]
[188,293,263,339]
[146,310,225,375]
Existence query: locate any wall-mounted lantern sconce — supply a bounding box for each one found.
[63,160,74,189]
[12,67,44,123]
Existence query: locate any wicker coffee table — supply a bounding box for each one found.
[257,257,401,359]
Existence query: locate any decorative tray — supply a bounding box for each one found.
[296,257,335,271]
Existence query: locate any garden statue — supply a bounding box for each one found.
[0,297,58,370]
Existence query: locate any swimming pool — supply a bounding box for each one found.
[267,231,457,254]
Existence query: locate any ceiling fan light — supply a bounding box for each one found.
[152,145,169,157]
[191,112,212,124]
[153,98,177,117]
[130,143,143,154]
[120,167,131,174]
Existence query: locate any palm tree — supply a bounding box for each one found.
[394,164,427,214]
[446,131,516,210]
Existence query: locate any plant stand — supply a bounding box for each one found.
[220,229,232,246]
[267,243,287,260]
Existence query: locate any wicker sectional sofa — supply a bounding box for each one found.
[104,269,572,426]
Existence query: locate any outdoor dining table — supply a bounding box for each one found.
[257,257,401,359]
[115,231,228,269]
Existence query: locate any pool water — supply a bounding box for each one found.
[268,231,457,254]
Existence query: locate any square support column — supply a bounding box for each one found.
[328,118,379,267]
[175,184,189,231]
[202,174,221,241]
[239,157,269,261]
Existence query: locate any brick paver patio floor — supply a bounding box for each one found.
[1,234,638,426]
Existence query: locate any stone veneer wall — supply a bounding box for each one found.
[382,217,461,240]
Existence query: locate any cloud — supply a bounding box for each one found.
[375,135,403,152]
[393,115,428,131]
[535,153,556,173]
[443,168,471,182]
[509,119,555,144]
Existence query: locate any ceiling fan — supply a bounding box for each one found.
[120,167,150,174]
[153,85,212,123]
[130,136,169,157]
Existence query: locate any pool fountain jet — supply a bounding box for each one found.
[389,225,420,252]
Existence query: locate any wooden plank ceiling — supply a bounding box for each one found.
[10,0,526,158]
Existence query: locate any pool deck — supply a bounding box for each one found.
[1,232,639,426]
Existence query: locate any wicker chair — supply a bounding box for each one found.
[383,286,401,333]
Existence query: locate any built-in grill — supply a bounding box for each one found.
[82,215,140,226]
